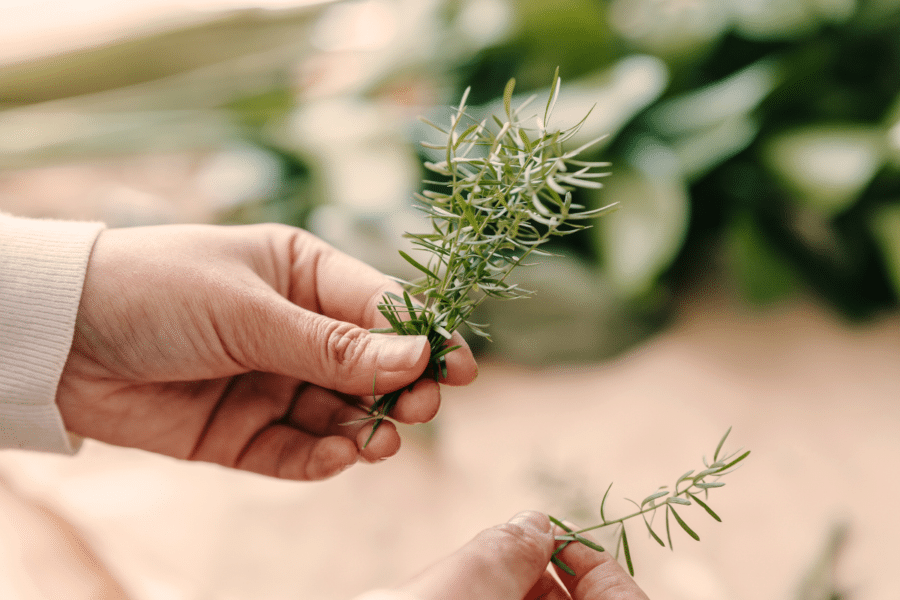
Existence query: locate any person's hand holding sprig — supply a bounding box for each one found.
[59,224,477,480]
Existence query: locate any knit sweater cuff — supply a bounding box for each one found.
[0,213,105,454]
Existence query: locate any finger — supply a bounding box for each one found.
[285,385,402,462]
[182,373,362,479]
[524,569,571,600]
[435,332,478,387]
[389,378,441,424]
[237,424,359,481]
[286,383,370,435]
[187,373,396,473]
[354,420,402,463]
[397,511,554,600]
[286,377,439,429]
[188,372,299,468]
[552,529,650,600]
[226,288,430,395]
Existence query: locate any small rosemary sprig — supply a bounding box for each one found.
[362,70,614,439]
[549,427,751,577]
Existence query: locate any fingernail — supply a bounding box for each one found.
[375,335,428,371]
[509,511,551,533]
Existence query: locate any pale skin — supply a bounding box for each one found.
[54,223,647,598]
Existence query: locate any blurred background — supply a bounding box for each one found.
[1,0,899,598]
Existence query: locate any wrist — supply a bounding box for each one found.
[0,213,105,453]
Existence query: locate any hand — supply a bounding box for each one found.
[383,511,649,600]
[57,223,477,480]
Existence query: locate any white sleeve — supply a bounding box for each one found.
[0,213,105,454]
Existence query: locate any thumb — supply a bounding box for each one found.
[231,292,430,395]
[397,511,555,600]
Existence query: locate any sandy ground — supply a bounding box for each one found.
[0,283,898,600]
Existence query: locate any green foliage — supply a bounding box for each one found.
[360,73,614,439]
[550,428,750,577]
[459,1,900,319]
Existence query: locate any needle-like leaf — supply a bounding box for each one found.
[551,555,576,576]
[714,426,732,462]
[621,527,634,576]
[670,506,700,541]
[688,493,722,522]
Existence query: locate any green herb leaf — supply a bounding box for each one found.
[641,490,670,507]
[431,344,462,360]
[644,518,666,547]
[695,482,726,490]
[665,506,674,551]
[575,534,605,553]
[677,470,695,483]
[669,507,700,541]
[402,290,417,319]
[551,555,576,577]
[714,426,732,462]
[398,250,439,280]
[544,66,560,125]
[720,450,752,471]
[548,515,574,533]
[688,493,722,522]
[503,78,516,119]
[600,482,613,522]
[621,527,635,576]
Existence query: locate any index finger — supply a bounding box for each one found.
[552,533,650,600]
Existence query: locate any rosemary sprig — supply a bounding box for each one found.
[361,70,614,440]
[549,427,751,577]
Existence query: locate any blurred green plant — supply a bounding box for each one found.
[454,0,900,323]
[794,522,850,600]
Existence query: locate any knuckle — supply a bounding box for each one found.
[469,523,547,574]
[218,286,270,367]
[323,320,370,368]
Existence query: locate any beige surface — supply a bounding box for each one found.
[0,292,897,600]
